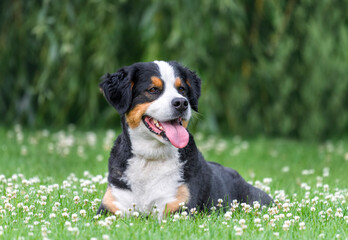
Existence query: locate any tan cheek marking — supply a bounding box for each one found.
[182,120,189,128]
[151,76,163,89]
[175,77,182,88]
[164,184,190,214]
[102,186,119,214]
[125,103,151,128]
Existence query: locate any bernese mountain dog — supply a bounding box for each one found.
[97,60,272,218]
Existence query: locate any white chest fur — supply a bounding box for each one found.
[110,154,183,215]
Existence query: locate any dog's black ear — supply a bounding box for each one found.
[99,67,133,115]
[185,68,201,112]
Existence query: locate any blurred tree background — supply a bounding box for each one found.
[1,0,348,139]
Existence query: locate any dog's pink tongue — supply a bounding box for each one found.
[160,121,189,148]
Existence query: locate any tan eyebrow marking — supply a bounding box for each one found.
[151,76,163,89]
[175,77,182,88]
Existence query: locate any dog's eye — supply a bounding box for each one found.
[178,86,185,93]
[148,87,160,94]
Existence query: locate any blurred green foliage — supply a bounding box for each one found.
[1,0,348,139]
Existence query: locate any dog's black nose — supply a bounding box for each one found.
[172,98,188,113]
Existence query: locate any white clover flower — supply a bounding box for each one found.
[283,221,291,231]
[239,219,246,225]
[217,198,223,207]
[323,168,330,177]
[132,211,139,218]
[253,201,260,210]
[263,178,272,185]
[49,213,56,219]
[268,207,278,215]
[67,226,79,235]
[173,214,180,220]
[273,232,279,238]
[234,226,243,236]
[299,221,306,230]
[190,208,197,215]
[79,210,87,217]
[311,207,316,212]
[242,204,252,213]
[102,235,110,240]
[73,196,80,204]
[263,214,270,220]
[282,166,290,173]
[327,208,333,215]
[64,221,71,227]
[282,203,290,212]
[254,218,261,224]
[115,210,122,217]
[224,211,232,220]
[72,213,78,222]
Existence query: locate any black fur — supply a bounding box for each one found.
[100,69,133,115]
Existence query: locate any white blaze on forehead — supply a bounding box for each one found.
[154,60,176,85]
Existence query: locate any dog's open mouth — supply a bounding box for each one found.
[142,116,189,148]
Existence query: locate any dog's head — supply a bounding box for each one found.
[100,61,201,149]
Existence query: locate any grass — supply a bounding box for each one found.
[0,125,347,239]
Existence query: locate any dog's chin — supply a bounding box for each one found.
[141,115,189,149]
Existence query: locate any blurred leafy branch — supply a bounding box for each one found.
[1,0,348,139]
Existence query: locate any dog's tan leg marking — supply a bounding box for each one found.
[164,184,190,214]
[102,187,119,214]
[126,102,151,128]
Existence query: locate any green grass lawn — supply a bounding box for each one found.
[0,125,347,239]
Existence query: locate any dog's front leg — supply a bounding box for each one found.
[164,184,190,215]
[97,186,120,215]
